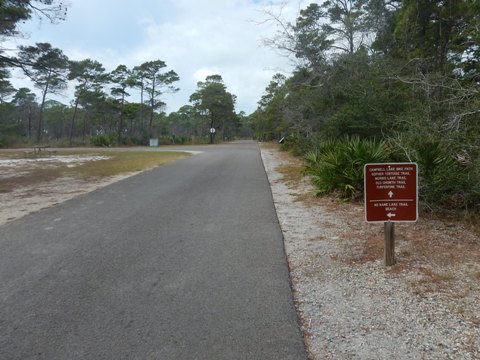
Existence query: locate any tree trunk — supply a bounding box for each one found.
[82,113,87,143]
[149,81,156,133]
[37,88,48,143]
[27,105,32,140]
[140,82,145,131]
[69,97,79,145]
[118,93,125,143]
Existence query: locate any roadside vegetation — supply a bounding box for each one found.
[252,1,479,219]
[294,135,479,217]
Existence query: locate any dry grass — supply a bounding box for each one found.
[275,163,304,187]
[0,149,189,193]
[0,168,63,192]
[64,151,188,178]
[259,141,280,150]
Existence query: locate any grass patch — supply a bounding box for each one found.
[64,151,189,178]
[260,142,280,150]
[275,163,305,188]
[0,168,64,192]
[0,149,190,193]
[0,149,25,158]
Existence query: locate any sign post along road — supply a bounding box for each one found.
[364,163,418,266]
[364,163,418,222]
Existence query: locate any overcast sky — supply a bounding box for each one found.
[7,0,307,114]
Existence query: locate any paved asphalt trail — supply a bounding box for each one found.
[0,141,306,359]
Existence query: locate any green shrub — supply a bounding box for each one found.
[411,141,479,212]
[304,136,391,199]
[90,134,116,147]
[280,133,322,156]
[279,134,296,151]
[387,133,480,213]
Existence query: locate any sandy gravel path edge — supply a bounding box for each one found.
[261,146,479,360]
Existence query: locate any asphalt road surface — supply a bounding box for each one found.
[0,141,307,359]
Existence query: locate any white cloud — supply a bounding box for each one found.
[192,68,221,83]
[6,0,306,114]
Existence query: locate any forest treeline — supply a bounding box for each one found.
[0,1,247,147]
[251,0,479,215]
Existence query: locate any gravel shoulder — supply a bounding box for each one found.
[261,146,480,360]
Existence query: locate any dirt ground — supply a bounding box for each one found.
[0,154,134,226]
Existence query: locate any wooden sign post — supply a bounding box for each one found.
[364,163,418,266]
[384,221,395,266]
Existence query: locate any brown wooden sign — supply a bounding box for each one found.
[364,163,418,223]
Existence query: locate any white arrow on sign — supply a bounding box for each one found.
[387,213,396,218]
[388,191,394,198]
